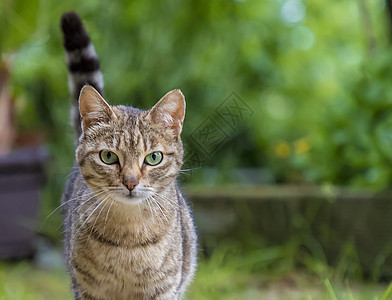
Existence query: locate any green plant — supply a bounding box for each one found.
[2,0,392,238]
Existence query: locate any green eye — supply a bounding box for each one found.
[144,151,163,166]
[100,150,119,165]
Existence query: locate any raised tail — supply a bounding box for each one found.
[60,11,104,138]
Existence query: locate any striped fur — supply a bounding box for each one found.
[60,12,197,300]
[61,12,104,138]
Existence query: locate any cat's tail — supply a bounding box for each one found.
[60,11,104,138]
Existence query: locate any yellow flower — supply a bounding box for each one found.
[294,138,310,154]
[275,142,291,158]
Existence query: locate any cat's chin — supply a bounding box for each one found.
[106,186,153,206]
[112,194,145,206]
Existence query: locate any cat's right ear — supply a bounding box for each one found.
[79,85,115,131]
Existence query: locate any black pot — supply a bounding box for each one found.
[0,147,49,259]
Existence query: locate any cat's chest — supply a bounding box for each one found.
[71,225,182,298]
[74,225,176,269]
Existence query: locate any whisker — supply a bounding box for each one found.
[87,196,111,241]
[66,165,80,170]
[43,190,106,229]
[152,196,171,212]
[57,197,97,233]
[179,167,200,173]
[107,186,124,190]
[103,198,116,236]
[61,194,104,234]
[151,192,179,207]
[152,195,176,211]
[66,170,79,179]
[145,197,155,219]
[137,201,141,215]
[151,198,169,223]
[74,197,108,239]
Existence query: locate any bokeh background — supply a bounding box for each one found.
[2,0,392,299]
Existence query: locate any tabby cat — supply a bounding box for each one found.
[60,12,197,300]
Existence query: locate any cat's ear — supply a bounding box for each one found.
[79,85,115,131]
[148,89,186,134]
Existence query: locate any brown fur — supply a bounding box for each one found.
[62,86,197,299]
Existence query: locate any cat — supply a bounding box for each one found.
[60,12,197,300]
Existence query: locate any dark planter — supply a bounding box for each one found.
[0,147,49,259]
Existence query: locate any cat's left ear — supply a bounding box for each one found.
[148,89,186,134]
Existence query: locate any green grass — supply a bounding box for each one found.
[186,246,392,300]
[0,239,390,300]
[0,262,71,300]
[1,248,392,300]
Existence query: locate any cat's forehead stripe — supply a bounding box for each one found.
[112,135,118,149]
[136,132,146,152]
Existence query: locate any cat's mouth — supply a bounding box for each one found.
[107,186,151,206]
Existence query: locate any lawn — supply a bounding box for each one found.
[1,252,392,300]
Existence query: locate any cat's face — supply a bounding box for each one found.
[76,86,185,205]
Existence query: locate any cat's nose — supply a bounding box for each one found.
[124,177,139,191]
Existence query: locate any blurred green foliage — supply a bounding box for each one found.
[303,51,392,189]
[1,0,392,235]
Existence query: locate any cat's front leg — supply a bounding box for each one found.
[149,288,180,300]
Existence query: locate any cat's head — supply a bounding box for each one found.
[75,85,185,205]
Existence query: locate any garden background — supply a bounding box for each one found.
[2,0,392,299]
